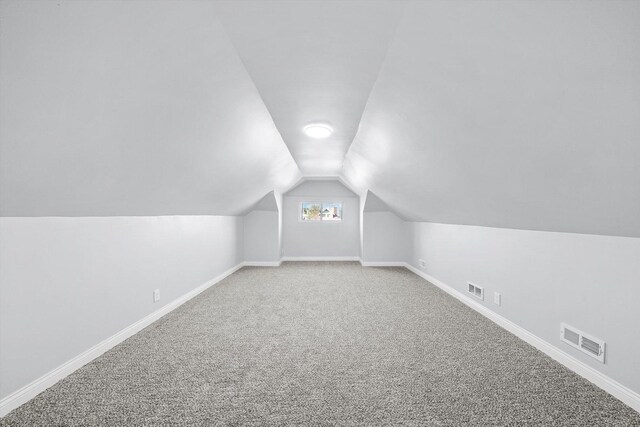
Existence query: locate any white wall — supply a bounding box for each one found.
[283,181,359,258]
[359,192,366,259]
[362,211,410,263]
[0,216,243,400]
[409,222,640,395]
[275,190,284,258]
[243,210,280,263]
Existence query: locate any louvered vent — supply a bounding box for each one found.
[563,328,580,346]
[581,336,602,356]
[560,323,605,363]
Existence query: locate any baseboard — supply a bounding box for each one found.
[281,256,361,262]
[5,261,637,416]
[242,261,282,267]
[403,263,640,414]
[360,261,406,267]
[0,262,244,418]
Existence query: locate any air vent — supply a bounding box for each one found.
[563,327,580,346]
[581,336,602,356]
[560,323,605,363]
[467,282,484,300]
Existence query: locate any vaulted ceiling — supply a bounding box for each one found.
[213,0,404,177]
[0,0,301,216]
[1,0,639,237]
[343,0,640,237]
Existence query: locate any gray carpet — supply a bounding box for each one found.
[2,262,639,426]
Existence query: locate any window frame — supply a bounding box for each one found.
[299,201,344,223]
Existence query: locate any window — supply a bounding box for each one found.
[301,202,342,222]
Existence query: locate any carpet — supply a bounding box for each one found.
[2,262,639,426]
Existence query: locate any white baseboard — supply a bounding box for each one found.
[242,261,282,267]
[4,260,637,417]
[360,261,406,267]
[403,263,640,414]
[0,262,244,418]
[281,256,361,262]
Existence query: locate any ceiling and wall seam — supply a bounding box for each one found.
[213,16,302,176]
[0,1,302,217]
[2,1,638,236]
[340,0,640,237]
[214,0,407,178]
[338,1,409,188]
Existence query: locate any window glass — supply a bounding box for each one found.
[301,202,342,222]
[301,202,322,221]
[321,202,342,221]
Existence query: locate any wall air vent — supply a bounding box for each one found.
[560,323,605,363]
[467,282,484,301]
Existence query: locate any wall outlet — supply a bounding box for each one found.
[467,282,484,300]
[494,292,501,306]
[153,289,160,303]
[418,259,426,268]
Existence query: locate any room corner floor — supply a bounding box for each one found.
[2,262,638,426]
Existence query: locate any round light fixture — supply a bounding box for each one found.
[303,123,333,138]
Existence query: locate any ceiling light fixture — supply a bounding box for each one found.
[303,123,333,138]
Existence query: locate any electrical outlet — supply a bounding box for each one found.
[468,282,484,300]
[153,289,160,303]
[494,292,501,306]
[419,259,426,268]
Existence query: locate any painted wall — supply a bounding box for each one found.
[283,181,359,258]
[359,193,366,259]
[275,190,284,259]
[408,222,640,395]
[243,210,280,263]
[362,211,410,263]
[0,216,243,400]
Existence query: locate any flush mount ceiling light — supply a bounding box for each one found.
[303,123,333,138]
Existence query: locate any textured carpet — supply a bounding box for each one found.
[2,262,639,426]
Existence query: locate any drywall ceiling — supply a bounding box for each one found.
[343,0,640,237]
[2,0,639,237]
[0,0,301,216]
[214,0,405,177]
[286,179,357,198]
[363,191,390,213]
[247,191,278,212]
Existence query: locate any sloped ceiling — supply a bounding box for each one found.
[213,0,405,177]
[363,191,391,213]
[0,0,301,216]
[2,0,639,237]
[247,191,278,213]
[343,0,640,237]
[286,179,357,198]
